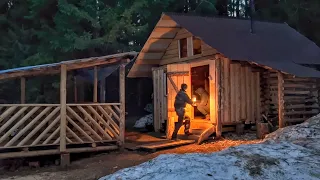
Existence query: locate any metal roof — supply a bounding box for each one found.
[0,52,138,80]
[165,13,320,77]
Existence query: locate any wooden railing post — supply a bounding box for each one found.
[60,64,69,167]
[119,64,125,145]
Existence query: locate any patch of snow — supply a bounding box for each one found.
[133,114,153,128]
[101,114,320,180]
[100,142,320,180]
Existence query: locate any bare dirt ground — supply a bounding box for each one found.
[0,132,260,180]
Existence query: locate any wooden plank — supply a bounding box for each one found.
[44,127,60,145]
[87,106,114,139]
[167,71,189,76]
[255,72,261,122]
[60,64,67,152]
[167,76,179,93]
[0,106,39,144]
[234,64,241,123]
[66,116,94,142]
[230,64,236,122]
[159,68,164,129]
[138,140,195,151]
[278,72,285,128]
[250,71,255,123]
[138,52,163,60]
[31,115,60,145]
[245,66,251,124]
[119,65,125,144]
[209,60,216,124]
[162,70,167,125]
[0,106,18,123]
[18,107,60,146]
[153,69,160,132]
[152,69,158,132]
[5,107,52,147]
[197,125,215,144]
[0,107,27,132]
[216,59,222,138]
[223,58,230,123]
[67,107,102,141]
[93,66,98,103]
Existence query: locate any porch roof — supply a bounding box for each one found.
[0,52,138,80]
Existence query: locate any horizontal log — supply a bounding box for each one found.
[67,103,121,106]
[269,104,319,110]
[285,118,308,123]
[0,104,59,107]
[285,110,319,116]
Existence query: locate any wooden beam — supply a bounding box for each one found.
[216,59,222,138]
[135,59,161,65]
[119,64,125,145]
[60,64,67,154]
[0,58,130,81]
[93,66,98,103]
[278,71,285,128]
[137,52,164,60]
[20,77,26,104]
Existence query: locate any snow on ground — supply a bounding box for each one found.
[101,115,320,180]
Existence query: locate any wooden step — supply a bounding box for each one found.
[138,139,195,152]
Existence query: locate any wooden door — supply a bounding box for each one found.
[166,63,191,138]
[152,67,167,132]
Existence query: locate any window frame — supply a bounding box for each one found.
[178,36,202,59]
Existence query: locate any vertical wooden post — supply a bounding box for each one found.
[60,64,69,167]
[216,59,222,138]
[119,64,125,145]
[277,71,285,128]
[20,77,26,104]
[93,66,98,103]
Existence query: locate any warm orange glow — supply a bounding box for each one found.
[192,96,197,102]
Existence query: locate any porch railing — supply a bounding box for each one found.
[0,103,122,152]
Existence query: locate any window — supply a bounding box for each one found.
[193,37,202,55]
[179,37,202,58]
[179,38,188,58]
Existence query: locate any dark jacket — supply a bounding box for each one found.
[174,89,193,109]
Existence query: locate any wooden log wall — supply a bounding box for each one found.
[262,71,320,125]
[220,59,261,125]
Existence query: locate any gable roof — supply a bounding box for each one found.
[128,13,320,78]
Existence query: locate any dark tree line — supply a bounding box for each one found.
[0,0,319,104]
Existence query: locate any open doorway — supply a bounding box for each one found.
[191,65,210,120]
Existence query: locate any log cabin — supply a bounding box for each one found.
[128,13,320,143]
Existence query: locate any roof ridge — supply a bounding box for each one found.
[163,12,286,25]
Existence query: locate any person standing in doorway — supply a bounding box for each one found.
[171,83,195,140]
[195,87,210,120]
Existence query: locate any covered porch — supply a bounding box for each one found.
[0,52,137,166]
